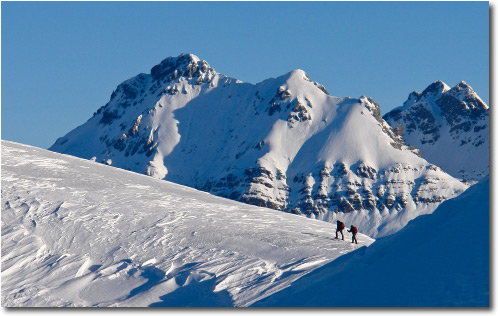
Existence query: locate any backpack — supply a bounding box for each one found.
[338,221,345,230]
[351,226,358,234]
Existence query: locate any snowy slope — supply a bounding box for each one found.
[1,140,373,307]
[254,175,489,307]
[49,53,467,238]
[384,80,489,182]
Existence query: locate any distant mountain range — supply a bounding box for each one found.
[50,54,486,237]
[383,80,489,183]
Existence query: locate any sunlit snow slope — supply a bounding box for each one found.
[1,140,373,307]
[254,176,489,307]
[49,53,468,238]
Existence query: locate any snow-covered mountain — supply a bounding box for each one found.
[1,140,374,307]
[253,175,489,307]
[383,80,489,183]
[50,53,467,238]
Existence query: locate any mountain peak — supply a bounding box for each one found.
[150,53,215,82]
[282,69,330,95]
[456,80,470,88]
[446,81,488,111]
[448,81,475,97]
[383,79,489,182]
[287,69,308,80]
[420,80,450,99]
[401,80,450,107]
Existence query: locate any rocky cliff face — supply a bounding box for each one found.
[50,54,467,237]
[383,80,489,183]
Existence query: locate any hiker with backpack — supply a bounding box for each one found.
[335,220,345,240]
[348,225,358,244]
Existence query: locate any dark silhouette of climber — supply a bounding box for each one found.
[335,220,345,240]
[348,225,358,244]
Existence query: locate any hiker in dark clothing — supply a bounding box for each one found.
[335,220,345,240]
[348,225,358,244]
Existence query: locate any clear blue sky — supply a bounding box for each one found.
[1,1,489,149]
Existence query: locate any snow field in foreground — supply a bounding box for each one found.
[1,140,373,307]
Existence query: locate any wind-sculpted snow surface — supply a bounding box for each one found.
[253,176,489,307]
[1,141,373,307]
[50,53,468,237]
